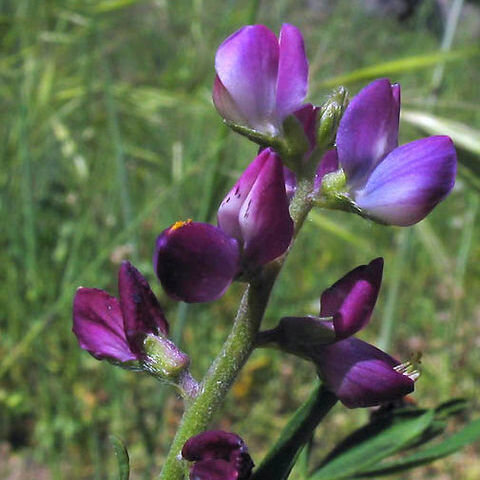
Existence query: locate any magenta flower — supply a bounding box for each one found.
[154,149,293,303]
[182,430,254,480]
[73,262,188,375]
[270,258,417,408]
[213,24,308,136]
[330,78,457,226]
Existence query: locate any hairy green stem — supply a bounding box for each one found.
[159,177,314,479]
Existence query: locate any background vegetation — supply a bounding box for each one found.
[1,0,479,478]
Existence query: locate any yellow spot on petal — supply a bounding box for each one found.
[170,219,193,232]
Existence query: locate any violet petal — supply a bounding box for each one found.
[276,24,309,121]
[218,150,270,241]
[320,258,383,339]
[118,261,169,355]
[336,78,400,188]
[72,288,136,362]
[215,25,279,133]
[154,221,240,303]
[213,75,248,127]
[239,150,293,268]
[355,136,457,226]
[316,337,415,408]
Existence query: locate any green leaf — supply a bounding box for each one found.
[251,382,337,480]
[354,417,480,477]
[310,410,435,480]
[319,48,480,87]
[110,435,130,480]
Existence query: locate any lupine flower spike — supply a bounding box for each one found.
[317,78,457,226]
[261,258,418,407]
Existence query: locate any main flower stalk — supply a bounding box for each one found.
[159,176,314,480]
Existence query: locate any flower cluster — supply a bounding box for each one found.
[71,22,458,480]
[263,258,418,408]
[154,147,293,303]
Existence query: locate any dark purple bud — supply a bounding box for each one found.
[214,24,308,136]
[315,337,417,408]
[154,221,241,303]
[183,430,254,480]
[218,149,294,269]
[191,459,238,480]
[73,288,137,363]
[118,261,168,355]
[320,258,383,339]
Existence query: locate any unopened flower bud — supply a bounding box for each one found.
[182,430,254,480]
[317,86,348,150]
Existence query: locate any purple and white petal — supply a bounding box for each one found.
[218,150,270,241]
[239,150,294,268]
[316,337,415,408]
[212,75,248,126]
[336,78,400,188]
[72,288,136,362]
[276,24,309,121]
[118,261,169,355]
[354,136,457,226]
[154,221,240,303]
[320,258,383,339]
[215,25,279,133]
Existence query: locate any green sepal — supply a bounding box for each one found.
[317,87,348,150]
[143,335,190,384]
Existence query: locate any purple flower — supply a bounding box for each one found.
[73,261,168,362]
[154,150,293,303]
[154,221,241,303]
[272,258,417,408]
[182,430,254,480]
[218,148,293,268]
[315,337,416,408]
[332,78,456,226]
[213,24,308,136]
[73,262,189,380]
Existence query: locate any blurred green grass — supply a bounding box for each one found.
[0,0,479,478]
